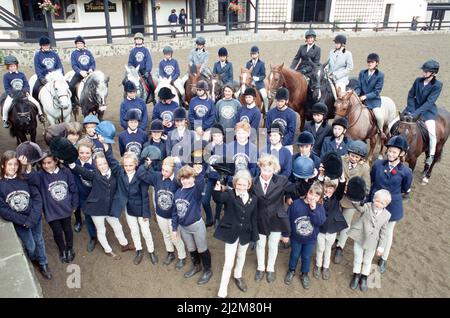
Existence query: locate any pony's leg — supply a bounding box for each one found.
[30,126,37,143]
[369,136,377,164]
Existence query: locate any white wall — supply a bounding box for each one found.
[386,0,428,23]
[0,0,20,44]
[52,0,126,40]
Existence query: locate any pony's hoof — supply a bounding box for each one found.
[421,177,429,185]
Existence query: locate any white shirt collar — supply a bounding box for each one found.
[163,174,175,181]
[48,167,60,175]
[127,171,136,182]
[127,128,138,134]
[8,70,18,74]
[177,126,186,135]
[271,144,282,151]
[246,103,256,109]
[102,169,112,179]
[126,96,136,101]
[4,174,17,179]
[81,157,93,166]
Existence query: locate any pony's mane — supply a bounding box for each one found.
[45,70,65,82]
[90,70,106,83]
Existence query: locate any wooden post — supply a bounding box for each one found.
[332,21,336,32]
[355,20,358,32]
[150,0,158,41]
[254,0,259,33]
[191,0,196,38]
[44,11,56,46]
[200,0,205,32]
[226,0,230,35]
[103,0,113,44]
[396,21,399,32]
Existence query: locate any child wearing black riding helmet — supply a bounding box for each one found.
[320,117,352,159]
[303,102,332,157]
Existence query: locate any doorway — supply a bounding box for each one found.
[129,0,145,34]
[16,0,48,41]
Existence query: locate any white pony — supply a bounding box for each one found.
[29,70,72,125]
[65,70,109,120]
[124,65,146,100]
[154,76,181,105]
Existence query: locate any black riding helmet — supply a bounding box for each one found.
[312,102,328,115]
[421,59,439,74]
[367,53,380,63]
[386,135,408,152]
[334,34,347,45]
[4,55,19,65]
[305,29,316,39]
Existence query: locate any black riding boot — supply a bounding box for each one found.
[184,251,202,278]
[198,249,212,285]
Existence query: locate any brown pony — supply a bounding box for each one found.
[392,108,450,185]
[239,66,264,114]
[267,63,308,130]
[334,89,397,162]
[184,69,200,108]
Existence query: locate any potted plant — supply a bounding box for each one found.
[38,0,60,16]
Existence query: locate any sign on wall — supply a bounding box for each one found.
[84,0,117,13]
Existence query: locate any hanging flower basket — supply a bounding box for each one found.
[155,2,161,11]
[38,0,60,16]
[228,2,244,14]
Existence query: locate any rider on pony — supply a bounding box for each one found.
[324,34,354,96]
[245,46,269,114]
[212,47,234,85]
[2,55,44,128]
[290,29,321,76]
[181,37,212,89]
[354,53,386,140]
[402,60,442,166]
[32,35,64,100]
[68,35,96,107]
[128,32,155,102]
[158,46,184,96]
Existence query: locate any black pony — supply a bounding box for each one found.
[302,58,358,120]
[79,71,109,121]
[1,91,37,145]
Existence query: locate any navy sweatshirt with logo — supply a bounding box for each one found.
[0,178,43,228]
[172,173,205,230]
[27,167,78,223]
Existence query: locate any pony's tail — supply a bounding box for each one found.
[9,125,16,138]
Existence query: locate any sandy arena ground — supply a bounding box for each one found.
[1,33,449,298]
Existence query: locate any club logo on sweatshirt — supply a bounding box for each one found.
[48,180,68,201]
[175,198,189,218]
[294,216,314,237]
[10,78,24,91]
[126,141,143,156]
[42,58,55,70]
[220,104,236,119]
[233,153,249,171]
[273,118,287,132]
[78,54,90,66]
[161,110,174,122]
[240,115,250,124]
[164,65,175,75]
[194,104,208,118]
[135,52,145,63]
[157,189,174,210]
[6,190,30,212]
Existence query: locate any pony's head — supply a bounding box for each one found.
[124,65,142,96]
[334,90,353,117]
[10,93,34,127]
[268,63,285,98]
[393,113,417,154]
[239,66,253,94]
[91,70,109,107]
[46,70,71,109]
[307,63,326,101]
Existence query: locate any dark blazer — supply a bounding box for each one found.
[303,120,332,157]
[71,162,118,217]
[404,77,442,120]
[245,59,266,90]
[252,174,290,235]
[212,189,259,245]
[319,180,348,234]
[369,159,413,222]
[290,43,321,71]
[354,69,384,109]
[105,149,150,218]
[213,61,234,85]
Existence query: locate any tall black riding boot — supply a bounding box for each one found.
[198,249,212,285]
[184,251,202,278]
